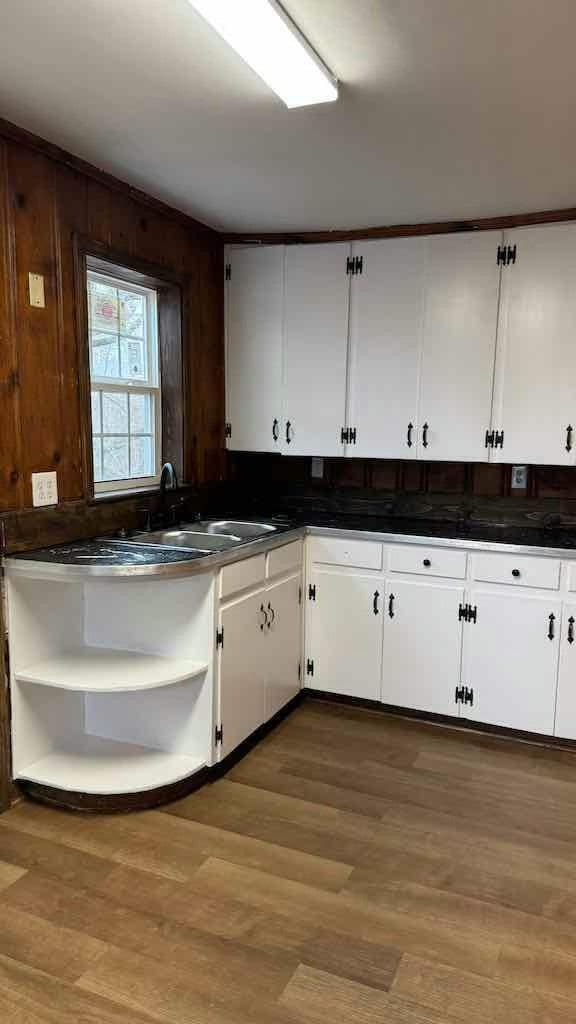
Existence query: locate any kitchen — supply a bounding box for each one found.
[2,2,576,1021]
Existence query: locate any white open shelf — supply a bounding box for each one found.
[16,735,206,795]
[16,647,208,693]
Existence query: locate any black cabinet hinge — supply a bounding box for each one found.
[215,724,223,744]
[464,687,474,706]
[225,263,231,280]
[458,604,478,624]
[306,658,314,677]
[308,583,316,601]
[485,430,495,449]
[494,430,504,449]
[348,427,357,444]
[497,245,516,267]
[341,427,349,444]
[298,661,302,681]
[298,585,302,605]
[225,422,232,439]
[346,255,363,276]
[216,627,224,649]
[455,685,465,704]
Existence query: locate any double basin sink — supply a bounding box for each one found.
[126,520,277,555]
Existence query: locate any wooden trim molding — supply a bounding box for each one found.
[0,116,215,239]
[223,204,576,246]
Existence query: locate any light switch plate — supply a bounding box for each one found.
[511,465,528,489]
[28,272,45,308]
[32,471,58,507]
[311,457,324,479]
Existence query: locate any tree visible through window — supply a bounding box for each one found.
[88,268,161,492]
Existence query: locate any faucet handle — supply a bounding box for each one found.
[136,506,153,533]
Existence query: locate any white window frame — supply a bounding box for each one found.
[87,266,162,495]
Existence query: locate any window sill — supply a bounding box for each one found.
[91,486,159,505]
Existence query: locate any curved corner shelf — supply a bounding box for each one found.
[15,647,208,693]
[16,736,206,795]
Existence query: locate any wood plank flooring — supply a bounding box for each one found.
[4,699,576,1021]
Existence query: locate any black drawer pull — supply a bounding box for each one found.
[423,558,431,568]
[511,569,520,578]
[567,425,573,452]
[373,590,380,615]
[407,422,413,448]
[388,593,395,618]
[286,420,293,444]
[548,613,555,641]
[272,418,279,442]
[422,422,429,448]
[568,616,575,645]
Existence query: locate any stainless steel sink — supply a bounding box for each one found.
[129,530,239,552]
[187,520,277,538]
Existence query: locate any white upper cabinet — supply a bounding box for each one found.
[417,232,502,462]
[347,238,426,459]
[225,245,284,453]
[283,243,350,456]
[491,224,576,466]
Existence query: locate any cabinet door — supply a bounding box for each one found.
[382,579,464,716]
[265,574,302,719]
[554,602,576,739]
[217,591,267,759]
[306,570,383,699]
[283,243,350,456]
[417,232,501,461]
[225,246,284,452]
[491,224,576,465]
[346,238,425,459]
[462,589,561,734]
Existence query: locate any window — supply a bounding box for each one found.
[87,268,161,493]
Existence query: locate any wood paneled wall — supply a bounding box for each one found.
[0,125,224,518]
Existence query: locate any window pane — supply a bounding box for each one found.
[120,336,147,380]
[120,290,145,337]
[102,391,128,434]
[130,393,152,433]
[89,281,119,333]
[102,437,129,481]
[130,436,154,479]
[91,391,101,433]
[93,438,103,482]
[91,332,120,378]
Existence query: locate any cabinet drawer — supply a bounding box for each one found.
[220,554,266,600]
[389,544,467,579]
[308,536,383,570]
[267,539,303,579]
[472,552,560,590]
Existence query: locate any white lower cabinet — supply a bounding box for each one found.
[381,579,465,716]
[554,602,576,739]
[306,570,383,700]
[217,589,268,759]
[462,589,561,734]
[217,556,302,759]
[265,574,302,719]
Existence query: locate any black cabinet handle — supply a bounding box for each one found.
[423,558,431,568]
[566,425,573,452]
[286,420,293,444]
[568,616,575,644]
[272,418,279,442]
[267,602,275,628]
[388,593,395,618]
[422,422,429,448]
[548,613,555,641]
[373,591,380,615]
[259,603,268,631]
[407,422,413,448]
[512,568,520,578]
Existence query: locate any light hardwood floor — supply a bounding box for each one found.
[3,699,576,1021]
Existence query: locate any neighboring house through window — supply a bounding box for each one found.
[87,266,161,493]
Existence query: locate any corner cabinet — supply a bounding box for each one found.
[225,245,284,453]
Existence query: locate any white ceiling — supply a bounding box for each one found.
[2,0,576,232]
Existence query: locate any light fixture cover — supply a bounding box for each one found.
[189,0,338,108]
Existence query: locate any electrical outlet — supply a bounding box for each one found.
[511,465,528,489]
[28,272,45,308]
[311,457,324,479]
[32,471,58,507]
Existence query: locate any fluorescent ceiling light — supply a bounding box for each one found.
[189,0,338,108]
